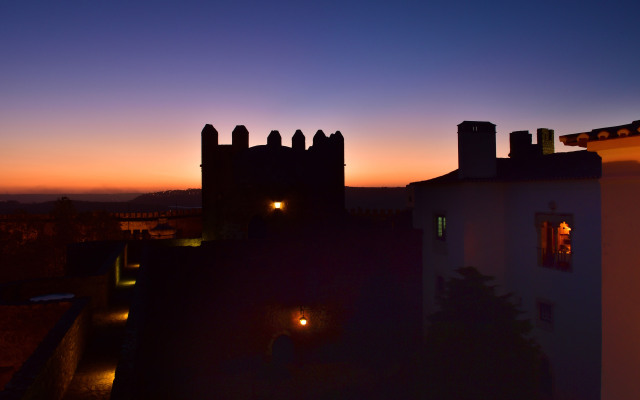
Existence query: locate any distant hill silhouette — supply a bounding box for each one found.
[129,187,408,210]
[0,187,408,215]
[345,187,407,210]
[0,193,142,203]
[129,189,202,208]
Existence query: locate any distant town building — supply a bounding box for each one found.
[113,209,201,240]
[409,121,602,400]
[200,124,345,240]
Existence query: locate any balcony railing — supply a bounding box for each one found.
[541,249,572,271]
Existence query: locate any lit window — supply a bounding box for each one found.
[435,215,446,240]
[273,201,283,210]
[536,214,573,271]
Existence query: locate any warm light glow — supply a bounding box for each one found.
[91,368,116,390]
[177,238,203,247]
[558,221,572,254]
[119,310,130,321]
[118,279,136,287]
[559,221,571,234]
[273,201,283,210]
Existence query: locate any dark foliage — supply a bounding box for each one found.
[422,267,543,400]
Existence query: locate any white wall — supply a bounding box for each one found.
[413,177,601,400]
[504,179,601,400]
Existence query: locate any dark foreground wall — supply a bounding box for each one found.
[0,298,90,400]
[113,227,422,399]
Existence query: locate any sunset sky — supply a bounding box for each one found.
[1,1,639,193]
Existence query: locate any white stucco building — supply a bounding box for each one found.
[409,121,602,400]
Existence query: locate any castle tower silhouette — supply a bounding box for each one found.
[201,124,345,240]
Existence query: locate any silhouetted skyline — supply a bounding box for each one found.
[1,1,639,193]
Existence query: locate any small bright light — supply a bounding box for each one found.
[274,202,282,209]
[299,306,307,326]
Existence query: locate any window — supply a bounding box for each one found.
[535,214,573,271]
[435,214,447,240]
[536,299,554,331]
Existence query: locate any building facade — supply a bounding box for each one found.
[410,121,602,399]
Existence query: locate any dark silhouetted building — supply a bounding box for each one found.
[201,125,345,240]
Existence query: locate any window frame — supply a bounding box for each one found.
[536,299,555,331]
[434,214,447,241]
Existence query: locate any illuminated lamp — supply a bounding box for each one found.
[299,307,307,326]
[273,201,283,210]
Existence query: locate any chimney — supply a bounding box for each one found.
[457,121,497,179]
[537,128,555,155]
[509,130,532,159]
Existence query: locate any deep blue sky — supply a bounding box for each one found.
[1,0,639,191]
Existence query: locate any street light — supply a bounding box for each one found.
[299,306,307,326]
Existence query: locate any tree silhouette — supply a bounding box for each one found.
[48,196,80,272]
[51,196,80,241]
[422,267,542,400]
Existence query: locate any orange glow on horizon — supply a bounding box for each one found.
[0,123,463,193]
[0,163,453,193]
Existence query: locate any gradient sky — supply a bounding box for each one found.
[1,1,639,193]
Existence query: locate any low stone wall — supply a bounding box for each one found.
[0,298,90,400]
[0,275,109,310]
[0,303,71,391]
[0,242,127,310]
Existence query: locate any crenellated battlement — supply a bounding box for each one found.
[201,124,345,240]
[201,124,344,152]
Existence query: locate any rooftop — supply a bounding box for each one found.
[411,150,601,186]
[559,119,640,147]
